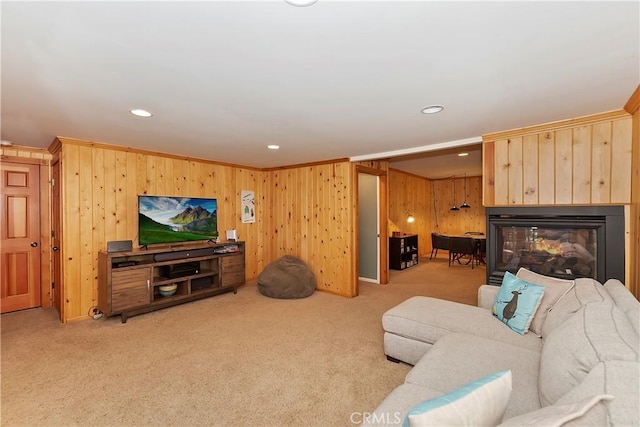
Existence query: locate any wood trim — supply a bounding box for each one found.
[39,162,52,308]
[387,167,427,180]
[378,172,388,285]
[624,84,640,115]
[482,141,495,206]
[482,110,631,141]
[54,137,263,171]
[357,164,387,176]
[48,138,62,154]
[1,145,53,160]
[0,156,47,165]
[264,157,351,171]
[629,105,640,298]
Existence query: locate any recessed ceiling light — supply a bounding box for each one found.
[458,152,469,157]
[267,145,280,150]
[284,0,318,6]
[421,105,444,114]
[129,109,153,118]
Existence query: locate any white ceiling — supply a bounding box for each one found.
[2,1,638,178]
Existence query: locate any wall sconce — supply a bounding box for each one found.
[460,172,471,209]
[450,177,459,211]
[406,212,415,223]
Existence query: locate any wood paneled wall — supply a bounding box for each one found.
[53,137,270,322]
[432,176,485,236]
[388,169,432,257]
[483,111,633,206]
[388,170,485,254]
[624,85,640,298]
[268,161,356,297]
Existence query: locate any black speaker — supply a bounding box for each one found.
[107,240,133,253]
[191,276,214,291]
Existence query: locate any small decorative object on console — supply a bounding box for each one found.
[158,284,177,297]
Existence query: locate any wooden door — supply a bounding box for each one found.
[1,161,41,313]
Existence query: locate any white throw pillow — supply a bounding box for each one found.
[515,268,574,337]
[498,394,613,426]
[404,370,512,427]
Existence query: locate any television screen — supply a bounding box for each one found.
[138,196,218,246]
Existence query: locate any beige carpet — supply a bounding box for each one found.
[1,257,485,426]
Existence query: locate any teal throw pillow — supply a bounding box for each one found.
[492,272,545,335]
[403,370,512,427]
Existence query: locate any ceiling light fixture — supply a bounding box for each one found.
[458,152,469,157]
[129,109,153,118]
[267,145,280,150]
[421,105,444,114]
[284,0,318,6]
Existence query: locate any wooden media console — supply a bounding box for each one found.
[98,242,245,322]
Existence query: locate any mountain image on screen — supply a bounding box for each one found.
[138,196,218,245]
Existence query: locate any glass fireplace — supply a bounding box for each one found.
[486,206,625,286]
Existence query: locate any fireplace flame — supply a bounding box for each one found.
[532,238,594,262]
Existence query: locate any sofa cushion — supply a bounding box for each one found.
[383,332,432,366]
[404,370,512,427]
[604,279,640,336]
[539,302,639,406]
[492,272,546,335]
[382,296,542,355]
[498,394,613,427]
[557,360,640,427]
[478,284,500,309]
[515,268,575,337]
[406,333,541,419]
[360,383,444,427]
[541,278,613,338]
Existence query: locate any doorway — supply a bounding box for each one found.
[358,173,379,283]
[1,161,41,313]
[356,166,388,287]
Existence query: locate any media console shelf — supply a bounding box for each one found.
[98,242,245,322]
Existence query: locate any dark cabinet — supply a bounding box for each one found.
[389,234,418,270]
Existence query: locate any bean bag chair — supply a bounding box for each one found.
[258,255,316,299]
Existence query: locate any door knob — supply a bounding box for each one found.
[30,242,39,248]
[52,246,59,251]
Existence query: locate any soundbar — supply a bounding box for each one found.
[153,247,215,262]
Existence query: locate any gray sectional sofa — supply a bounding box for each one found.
[365,277,640,426]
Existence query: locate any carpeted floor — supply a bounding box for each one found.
[0,256,485,426]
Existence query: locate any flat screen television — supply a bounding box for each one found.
[138,196,218,246]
